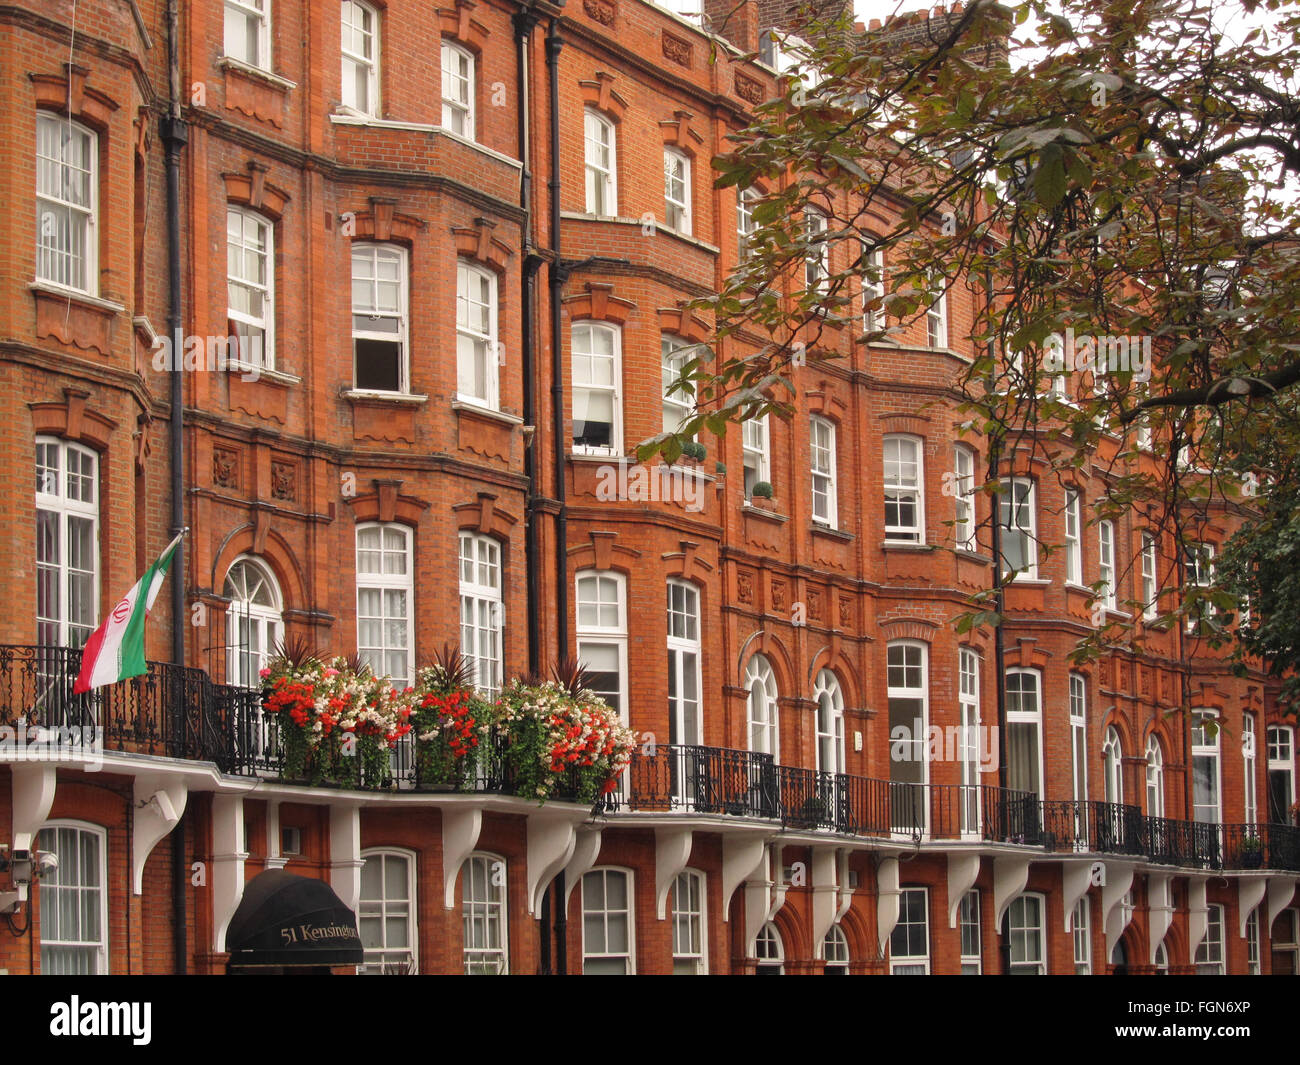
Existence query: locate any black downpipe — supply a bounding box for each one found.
[514,6,543,675]
[539,885,552,974]
[162,0,189,976]
[546,18,568,664]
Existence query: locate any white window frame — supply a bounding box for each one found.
[1073,898,1092,974]
[667,580,701,748]
[887,641,929,835]
[671,869,707,975]
[356,523,414,686]
[1184,542,1216,634]
[351,242,408,393]
[926,288,948,349]
[576,570,628,724]
[998,477,1037,579]
[805,207,829,296]
[958,648,981,836]
[1064,489,1083,586]
[462,852,509,975]
[38,821,108,975]
[441,39,475,139]
[341,1,380,117]
[1191,709,1222,825]
[883,434,925,544]
[1005,668,1043,801]
[1140,531,1159,620]
[224,555,283,687]
[1007,893,1047,975]
[1247,909,1261,975]
[810,416,838,528]
[755,920,785,973]
[571,321,622,456]
[1069,673,1089,846]
[456,259,500,410]
[1268,725,1296,824]
[663,147,691,234]
[35,113,98,295]
[226,205,275,370]
[1098,519,1117,611]
[1145,735,1165,818]
[224,0,271,70]
[823,924,850,974]
[1195,903,1225,975]
[953,445,976,552]
[661,335,698,438]
[959,890,982,974]
[1102,726,1124,805]
[459,532,503,699]
[584,109,617,216]
[736,186,758,260]
[582,867,635,974]
[813,668,845,775]
[862,244,885,332]
[35,437,99,650]
[1244,713,1258,825]
[358,847,417,974]
[745,654,779,760]
[889,886,930,974]
[742,415,770,499]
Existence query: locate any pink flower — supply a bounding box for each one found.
[323,668,339,678]
[258,667,272,678]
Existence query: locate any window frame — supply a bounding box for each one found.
[1098,518,1117,611]
[358,847,417,975]
[35,436,99,650]
[1267,725,1296,824]
[1102,726,1124,805]
[1183,542,1217,634]
[1140,530,1159,620]
[582,867,635,975]
[455,258,500,411]
[663,147,692,234]
[823,924,850,975]
[441,39,476,139]
[351,242,408,394]
[809,415,838,528]
[804,207,829,296]
[570,321,622,456]
[862,243,886,333]
[660,335,698,438]
[1145,735,1165,818]
[889,886,930,974]
[1007,893,1047,975]
[355,522,414,686]
[742,414,770,499]
[38,820,109,975]
[583,108,617,216]
[1064,489,1083,586]
[998,477,1037,580]
[883,434,925,544]
[226,205,275,370]
[1191,709,1222,825]
[1195,903,1225,975]
[958,648,981,836]
[959,889,982,974]
[887,640,929,835]
[35,113,98,295]
[1005,667,1043,801]
[671,868,707,975]
[813,668,845,775]
[926,288,948,349]
[224,0,271,70]
[666,579,701,748]
[745,654,779,760]
[953,445,976,552]
[1073,898,1092,975]
[1244,713,1258,825]
[575,570,628,725]
[462,852,509,975]
[736,186,759,260]
[459,531,504,699]
[755,920,785,973]
[341,0,380,117]
[223,555,284,687]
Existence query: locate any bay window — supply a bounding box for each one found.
[36,113,97,294]
[883,434,924,543]
[456,260,498,409]
[572,322,621,454]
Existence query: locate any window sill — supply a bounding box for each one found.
[559,211,720,255]
[451,400,523,426]
[328,114,524,168]
[29,281,124,315]
[881,539,931,551]
[656,462,716,483]
[954,547,989,564]
[220,362,299,386]
[811,522,853,541]
[742,502,787,522]
[1003,576,1049,585]
[569,450,626,463]
[341,388,427,405]
[218,56,297,92]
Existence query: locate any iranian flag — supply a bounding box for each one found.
[73,531,185,694]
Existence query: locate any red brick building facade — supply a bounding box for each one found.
[0,0,1297,975]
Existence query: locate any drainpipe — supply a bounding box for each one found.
[546,17,568,665]
[515,4,544,675]
[161,0,189,976]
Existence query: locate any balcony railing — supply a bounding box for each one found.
[2,647,1298,870]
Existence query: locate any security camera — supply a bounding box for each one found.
[36,851,58,876]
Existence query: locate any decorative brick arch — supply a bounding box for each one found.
[656,305,710,344]
[736,630,796,695]
[211,526,307,613]
[1100,708,1137,755]
[878,411,931,438]
[31,64,119,130]
[347,479,431,526]
[452,217,513,273]
[346,197,424,245]
[29,389,117,451]
[658,110,703,157]
[807,646,861,710]
[877,616,939,645]
[452,491,517,541]
[804,381,849,423]
[223,162,290,221]
[662,540,712,583]
[437,1,489,53]
[578,71,628,121]
[768,902,808,965]
[568,529,642,572]
[562,282,635,325]
[836,905,873,969]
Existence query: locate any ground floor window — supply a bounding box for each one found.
[38,822,107,975]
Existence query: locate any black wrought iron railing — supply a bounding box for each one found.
[3,646,1299,870]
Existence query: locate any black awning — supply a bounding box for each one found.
[226,869,364,967]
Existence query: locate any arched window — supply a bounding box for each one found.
[224,556,283,686]
[459,532,503,697]
[887,641,928,834]
[358,848,416,974]
[462,853,508,974]
[356,523,413,685]
[671,869,706,974]
[582,868,634,974]
[745,654,779,758]
[1102,726,1124,805]
[35,436,99,649]
[755,921,784,974]
[813,668,845,774]
[823,924,850,975]
[38,821,107,974]
[1145,735,1165,817]
[1154,940,1169,974]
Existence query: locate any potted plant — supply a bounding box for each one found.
[1240,834,1264,868]
[680,439,707,463]
[749,481,776,510]
[411,644,493,790]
